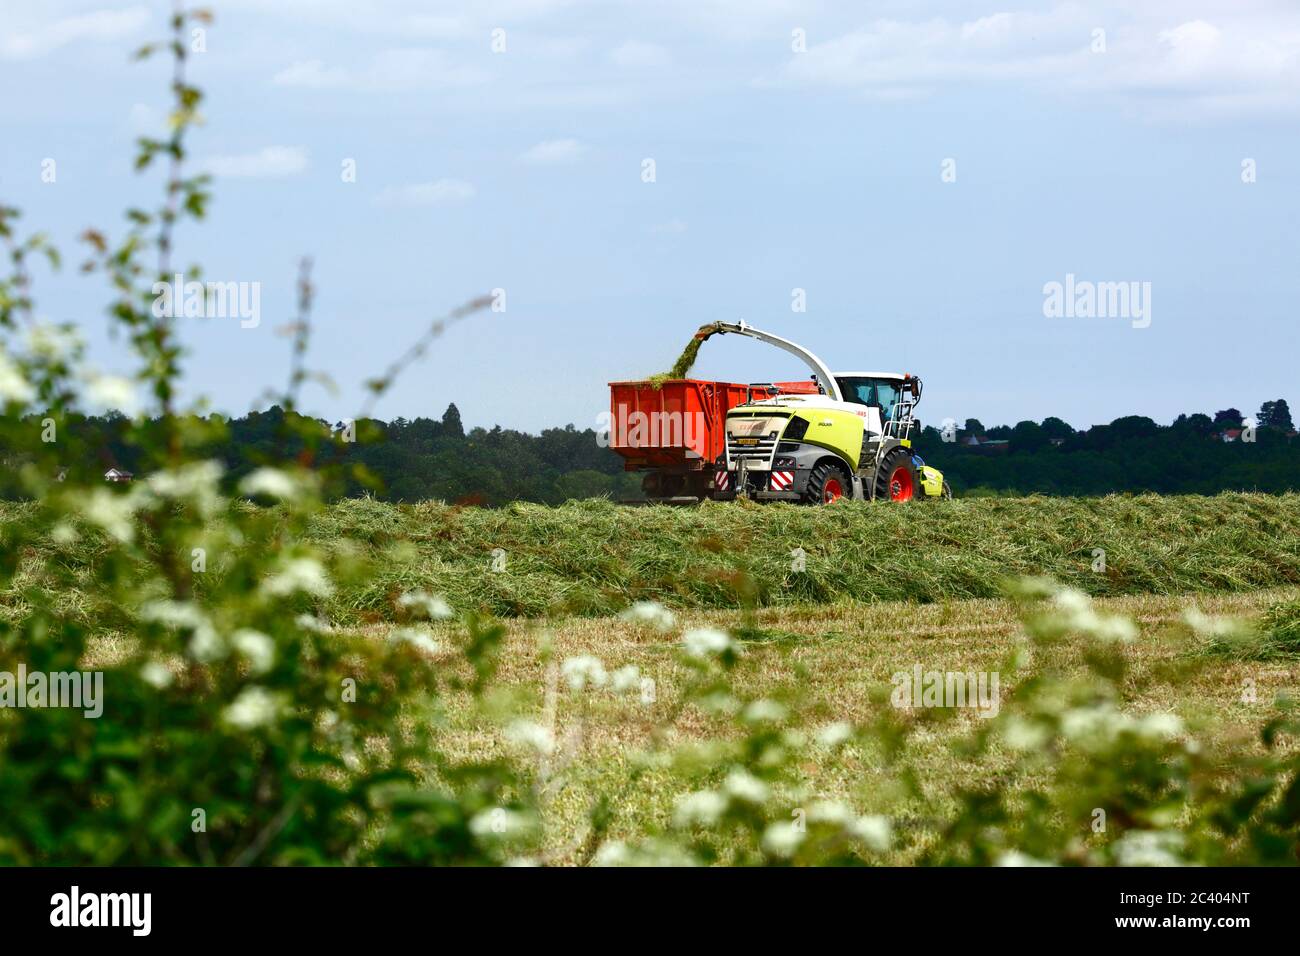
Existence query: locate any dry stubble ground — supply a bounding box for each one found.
[381,586,1300,864]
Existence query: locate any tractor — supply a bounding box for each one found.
[608,320,950,504]
[704,321,949,503]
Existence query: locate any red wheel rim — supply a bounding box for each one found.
[888,466,914,501]
[823,478,844,503]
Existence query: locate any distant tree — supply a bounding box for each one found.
[1213,408,1244,429]
[1107,416,1159,442]
[441,402,465,439]
[1040,416,1074,441]
[1258,399,1294,432]
[963,418,986,436]
[1010,420,1048,453]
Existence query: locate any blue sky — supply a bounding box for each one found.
[2,0,1298,433]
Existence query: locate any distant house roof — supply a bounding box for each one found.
[104,468,133,481]
[1222,429,1242,441]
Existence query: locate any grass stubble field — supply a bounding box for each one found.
[438,587,1300,863]
[7,492,1300,863]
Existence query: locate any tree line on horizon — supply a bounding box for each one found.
[1,398,1295,504]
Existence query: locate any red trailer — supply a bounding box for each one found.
[608,378,818,502]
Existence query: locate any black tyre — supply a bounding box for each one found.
[940,480,953,500]
[803,461,851,504]
[873,447,918,502]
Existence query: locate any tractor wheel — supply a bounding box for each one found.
[804,461,851,505]
[874,447,918,502]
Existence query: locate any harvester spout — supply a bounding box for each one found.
[694,320,843,402]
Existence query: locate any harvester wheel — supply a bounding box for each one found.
[874,447,918,502]
[804,461,851,505]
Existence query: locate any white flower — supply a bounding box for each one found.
[1051,588,1137,643]
[1182,607,1252,641]
[79,487,138,543]
[816,721,854,748]
[0,350,35,404]
[698,691,741,715]
[996,850,1057,867]
[807,800,854,825]
[295,613,332,633]
[221,686,280,730]
[51,523,78,545]
[140,600,224,662]
[397,590,454,621]
[24,323,80,361]
[723,769,770,805]
[85,374,138,414]
[593,839,698,867]
[742,699,787,724]
[620,600,676,631]
[142,600,209,632]
[469,808,533,840]
[1113,830,1185,867]
[592,842,633,867]
[561,655,608,691]
[682,627,736,659]
[1136,712,1184,741]
[139,661,174,689]
[232,629,275,675]
[504,719,555,755]
[239,467,300,501]
[263,556,333,597]
[848,815,893,852]
[761,821,805,858]
[673,790,727,828]
[1093,616,1139,644]
[189,628,224,663]
[1002,716,1052,751]
[145,460,224,515]
[1060,704,1126,745]
[388,626,441,656]
[610,665,641,694]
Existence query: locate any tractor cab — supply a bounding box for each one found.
[834,372,921,440]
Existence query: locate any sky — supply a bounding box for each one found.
[1,0,1298,434]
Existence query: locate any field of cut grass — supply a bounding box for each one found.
[305,492,1300,621]
[5,491,1299,863]
[405,586,1300,864]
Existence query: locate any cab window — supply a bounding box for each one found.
[837,377,901,421]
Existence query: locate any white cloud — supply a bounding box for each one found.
[404,15,471,39]
[204,147,309,178]
[375,179,477,206]
[771,5,1300,119]
[273,49,490,92]
[519,138,586,164]
[651,219,688,234]
[609,40,671,69]
[271,59,351,88]
[0,6,150,60]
